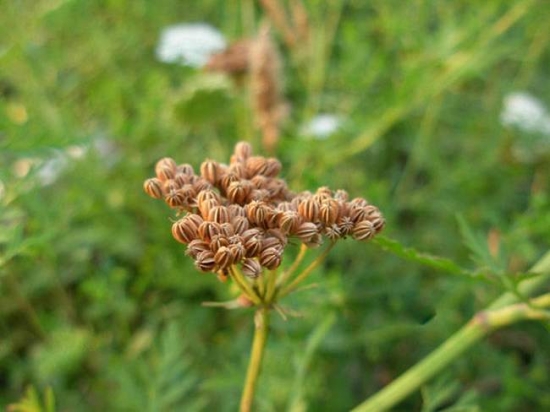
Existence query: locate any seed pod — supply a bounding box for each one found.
[174,173,191,187]
[245,201,268,225]
[334,190,349,202]
[350,197,369,208]
[192,178,212,193]
[251,175,268,189]
[370,215,385,233]
[220,173,240,193]
[208,206,231,224]
[155,157,177,180]
[200,159,221,184]
[172,214,203,244]
[165,188,187,208]
[177,163,195,175]
[228,234,244,245]
[266,178,287,199]
[214,246,234,268]
[264,158,282,177]
[198,199,218,218]
[353,220,375,241]
[227,181,251,205]
[248,189,271,202]
[265,228,287,246]
[319,199,340,226]
[234,141,253,160]
[228,203,247,218]
[246,156,269,177]
[195,250,216,272]
[349,204,367,223]
[278,210,301,234]
[232,216,249,235]
[260,247,282,270]
[297,197,320,222]
[220,222,235,237]
[276,202,295,212]
[337,216,354,237]
[295,222,318,242]
[241,258,262,278]
[324,224,341,241]
[186,239,210,259]
[229,242,246,262]
[242,228,263,257]
[143,178,164,199]
[316,186,332,198]
[196,189,220,204]
[210,234,230,252]
[261,237,283,253]
[163,179,179,193]
[198,221,222,241]
[228,162,246,178]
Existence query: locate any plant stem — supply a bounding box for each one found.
[230,266,263,305]
[276,243,308,288]
[351,249,550,412]
[240,307,270,412]
[278,242,335,299]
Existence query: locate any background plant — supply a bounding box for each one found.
[1,0,549,411]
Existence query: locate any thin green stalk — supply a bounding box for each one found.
[264,269,279,304]
[240,307,270,412]
[351,250,550,412]
[230,266,263,305]
[278,242,335,299]
[277,243,308,288]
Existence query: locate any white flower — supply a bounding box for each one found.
[301,114,342,140]
[500,92,550,135]
[156,23,226,67]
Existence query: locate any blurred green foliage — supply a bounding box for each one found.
[1,0,549,410]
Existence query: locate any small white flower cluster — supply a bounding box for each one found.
[500,92,550,135]
[156,23,226,67]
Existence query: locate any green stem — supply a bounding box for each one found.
[277,243,308,288]
[230,265,263,305]
[351,250,550,412]
[240,307,270,412]
[278,242,335,299]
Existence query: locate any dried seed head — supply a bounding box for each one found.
[242,228,263,257]
[198,199,218,218]
[246,156,268,177]
[143,178,164,199]
[334,190,349,202]
[232,216,250,234]
[248,189,271,202]
[227,181,251,205]
[297,197,320,222]
[349,204,368,223]
[195,250,216,272]
[324,224,341,241]
[186,239,210,259]
[245,200,270,225]
[305,233,323,248]
[295,222,318,242]
[214,246,235,269]
[234,141,253,160]
[350,197,369,208]
[251,175,268,189]
[278,210,301,234]
[352,220,375,241]
[165,188,187,208]
[229,242,246,262]
[196,189,220,205]
[261,237,284,254]
[220,173,240,193]
[264,158,282,177]
[228,161,246,178]
[319,199,340,226]
[192,178,212,193]
[220,222,235,237]
[316,186,332,198]
[260,247,282,270]
[172,214,203,244]
[198,221,222,242]
[241,258,262,278]
[177,163,195,175]
[200,160,221,184]
[155,158,177,181]
[210,234,230,252]
[265,228,287,246]
[337,216,354,237]
[208,205,231,224]
[228,204,246,218]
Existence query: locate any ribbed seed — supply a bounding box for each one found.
[143,178,164,199]
[241,258,262,278]
[352,220,375,241]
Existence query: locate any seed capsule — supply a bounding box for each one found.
[208,206,231,224]
[245,201,269,225]
[295,222,318,242]
[319,199,340,226]
[200,159,221,184]
[195,250,216,272]
[242,228,263,257]
[228,204,246,218]
[220,173,240,193]
[324,224,341,241]
[234,141,253,160]
[186,239,211,258]
[210,234,230,252]
[177,163,194,175]
[155,157,177,180]
[232,216,249,235]
[172,214,203,244]
[198,221,222,241]
[278,210,301,234]
[305,233,323,248]
[297,197,320,222]
[143,178,164,199]
[264,158,282,177]
[241,258,262,278]
[352,220,375,241]
[337,216,354,237]
[214,246,234,269]
[229,242,246,262]
[246,156,268,177]
[227,181,251,205]
[260,247,282,270]
[165,188,187,208]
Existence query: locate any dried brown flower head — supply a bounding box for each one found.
[144,141,385,280]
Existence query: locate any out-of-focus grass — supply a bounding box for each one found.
[1,0,550,410]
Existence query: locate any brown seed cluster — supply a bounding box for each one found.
[144,141,385,278]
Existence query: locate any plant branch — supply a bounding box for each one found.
[240,307,270,412]
[351,250,550,412]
